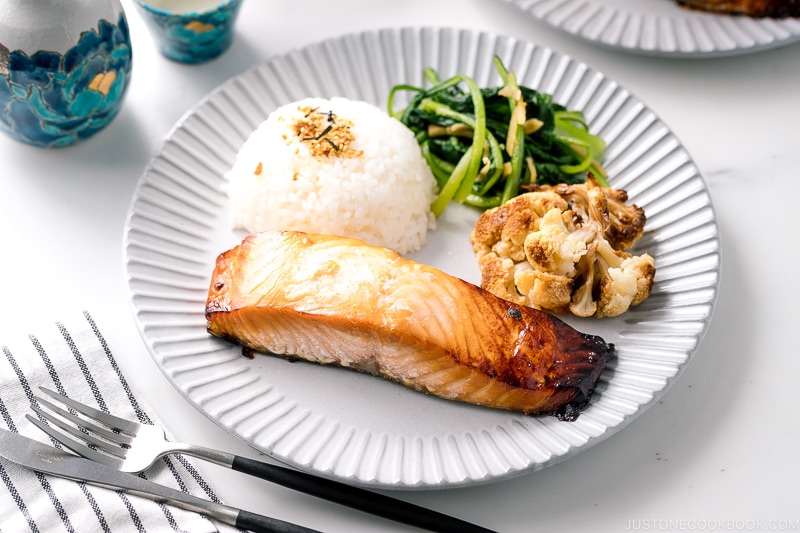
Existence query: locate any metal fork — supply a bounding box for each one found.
[27,387,495,533]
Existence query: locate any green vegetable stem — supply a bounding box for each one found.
[388,56,608,217]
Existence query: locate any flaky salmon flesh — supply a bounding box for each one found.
[206,231,615,419]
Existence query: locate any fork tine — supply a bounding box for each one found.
[31,396,136,446]
[32,396,134,446]
[30,401,131,454]
[26,414,123,468]
[38,387,141,434]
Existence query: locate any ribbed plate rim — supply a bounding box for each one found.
[502,0,800,57]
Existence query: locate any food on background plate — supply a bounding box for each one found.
[205,231,615,420]
[471,177,655,318]
[225,97,437,255]
[675,0,800,17]
[389,56,607,217]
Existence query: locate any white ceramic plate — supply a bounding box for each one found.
[124,27,720,489]
[503,0,800,57]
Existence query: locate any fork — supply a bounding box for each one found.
[27,387,496,533]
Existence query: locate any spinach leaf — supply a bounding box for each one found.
[388,57,608,216]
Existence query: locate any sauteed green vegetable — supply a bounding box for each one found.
[389,57,608,216]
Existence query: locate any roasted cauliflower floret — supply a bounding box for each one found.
[471,191,569,264]
[470,179,655,318]
[524,208,587,277]
[569,244,598,318]
[477,252,527,305]
[514,265,574,314]
[603,189,647,251]
[542,176,646,251]
[594,239,656,318]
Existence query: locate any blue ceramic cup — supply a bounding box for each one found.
[135,0,243,64]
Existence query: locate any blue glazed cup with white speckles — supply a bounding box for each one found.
[135,0,243,64]
[0,0,133,148]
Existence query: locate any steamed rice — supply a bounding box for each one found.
[225,97,437,255]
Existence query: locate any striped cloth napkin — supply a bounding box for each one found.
[0,311,240,533]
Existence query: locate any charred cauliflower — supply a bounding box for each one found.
[471,177,655,318]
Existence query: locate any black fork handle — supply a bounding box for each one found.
[231,456,496,533]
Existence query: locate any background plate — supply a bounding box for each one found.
[124,27,720,489]
[503,0,800,57]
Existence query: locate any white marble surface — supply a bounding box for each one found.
[1,1,798,532]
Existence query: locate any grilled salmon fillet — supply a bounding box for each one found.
[206,231,614,419]
[677,0,800,17]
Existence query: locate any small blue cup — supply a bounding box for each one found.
[136,0,243,64]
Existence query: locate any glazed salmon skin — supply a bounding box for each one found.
[206,231,615,419]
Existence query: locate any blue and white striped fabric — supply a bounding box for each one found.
[0,311,239,533]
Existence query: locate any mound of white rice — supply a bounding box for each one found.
[225,97,437,255]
